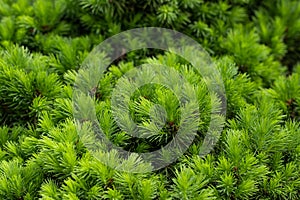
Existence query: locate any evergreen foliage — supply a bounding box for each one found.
[0,0,300,199]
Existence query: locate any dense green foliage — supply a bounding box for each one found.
[0,0,300,199]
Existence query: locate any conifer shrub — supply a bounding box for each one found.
[0,0,300,199]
